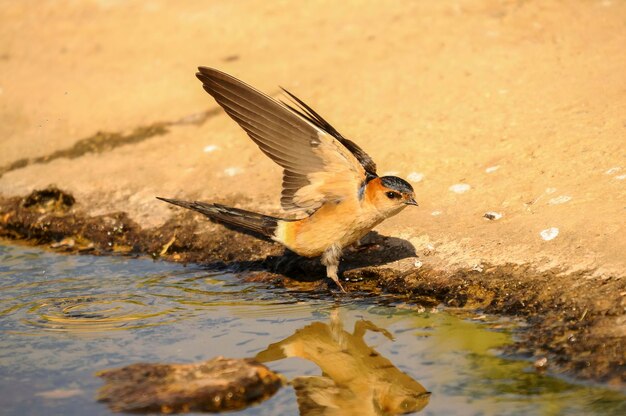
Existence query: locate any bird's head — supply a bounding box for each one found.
[365,175,418,216]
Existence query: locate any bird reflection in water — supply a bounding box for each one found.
[255,310,431,415]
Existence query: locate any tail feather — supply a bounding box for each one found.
[157,197,280,241]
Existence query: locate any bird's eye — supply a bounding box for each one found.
[386,191,398,199]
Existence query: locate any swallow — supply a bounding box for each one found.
[158,67,417,292]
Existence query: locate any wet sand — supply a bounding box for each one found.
[1,1,624,384]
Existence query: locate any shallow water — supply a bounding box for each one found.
[0,244,623,415]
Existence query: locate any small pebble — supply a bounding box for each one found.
[449,183,471,194]
[548,195,572,205]
[431,211,442,216]
[223,167,242,177]
[50,238,75,249]
[414,260,423,268]
[534,357,548,370]
[605,167,621,175]
[203,145,219,153]
[485,165,500,173]
[407,172,424,182]
[483,211,503,220]
[615,174,626,180]
[545,187,557,194]
[540,227,559,241]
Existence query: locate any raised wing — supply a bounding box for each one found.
[280,88,377,175]
[196,67,375,214]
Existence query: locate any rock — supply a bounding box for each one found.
[534,356,549,371]
[50,237,75,249]
[483,211,503,221]
[96,357,283,413]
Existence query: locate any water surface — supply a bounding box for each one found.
[0,244,623,415]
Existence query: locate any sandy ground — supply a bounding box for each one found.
[1,1,625,382]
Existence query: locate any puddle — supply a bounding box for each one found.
[0,244,623,415]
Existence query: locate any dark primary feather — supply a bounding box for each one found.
[156,197,279,240]
[280,88,377,175]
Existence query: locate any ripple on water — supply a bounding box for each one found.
[0,250,228,334]
[0,248,341,335]
[0,273,270,334]
[18,294,180,333]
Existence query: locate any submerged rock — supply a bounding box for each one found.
[96,356,283,413]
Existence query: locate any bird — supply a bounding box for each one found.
[158,67,418,292]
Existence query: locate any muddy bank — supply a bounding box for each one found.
[1,188,624,386]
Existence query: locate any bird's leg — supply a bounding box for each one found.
[321,244,346,292]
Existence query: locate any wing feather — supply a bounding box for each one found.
[206,89,320,172]
[281,88,377,175]
[196,67,373,213]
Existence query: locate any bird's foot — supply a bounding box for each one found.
[322,244,346,293]
[328,276,347,293]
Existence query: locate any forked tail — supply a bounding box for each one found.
[157,197,280,241]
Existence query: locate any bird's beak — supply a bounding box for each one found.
[404,196,418,206]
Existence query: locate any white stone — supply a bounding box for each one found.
[407,172,424,182]
[203,144,219,153]
[548,195,572,205]
[449,183,471,194]
[485,165,500,173]
[223,167,242,177]
[540,227,559,241]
